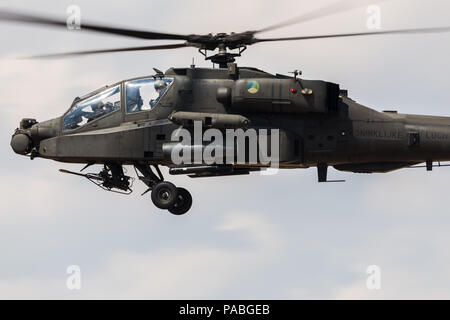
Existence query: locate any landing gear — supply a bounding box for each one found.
[60,162,193,215]
[168,187,192,215]
[134,162,193,215]
[151,181,178,209]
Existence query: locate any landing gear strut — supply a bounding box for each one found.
[134,162,192,215]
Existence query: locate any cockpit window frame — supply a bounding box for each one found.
[124,77,174,115]
[61,83,123,133]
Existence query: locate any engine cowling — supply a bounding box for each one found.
[223,78,340,114]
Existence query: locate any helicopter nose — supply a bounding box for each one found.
[11,117,59,156]
[11,118,37,155]
[11,132,33,155]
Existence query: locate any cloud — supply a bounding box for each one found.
[0,212,286,299]
[215,212,285,249]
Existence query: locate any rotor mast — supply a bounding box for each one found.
[199,42,248,68]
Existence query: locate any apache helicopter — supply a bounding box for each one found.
[4,1,450,215]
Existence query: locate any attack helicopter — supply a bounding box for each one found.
[4,1,450,215]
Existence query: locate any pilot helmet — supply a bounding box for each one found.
[154,80,167,91]
[93,102,104,111]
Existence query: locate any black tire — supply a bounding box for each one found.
[151,181,178,209]
[168,187,192,215]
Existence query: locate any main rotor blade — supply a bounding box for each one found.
[255,26,450,43]
[21,43,189,59]
[256,0,389,34]
[0,9,190,40]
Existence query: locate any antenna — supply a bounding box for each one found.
[152,67,164,78]
[190,57,195,68]
[289,69,302,80]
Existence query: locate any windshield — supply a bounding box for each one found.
[63,85,121,131]
[125,77,173,113]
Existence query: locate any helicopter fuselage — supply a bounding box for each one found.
[11,65,450,178]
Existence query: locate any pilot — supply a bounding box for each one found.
[150,80,168,108]
[86,102,107,122]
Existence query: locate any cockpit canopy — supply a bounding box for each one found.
[62,77,174,132]
[63,85,121,131]
[125,78,173,113]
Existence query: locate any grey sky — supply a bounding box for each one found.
[0,0,450,299]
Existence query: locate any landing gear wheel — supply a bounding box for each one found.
[151,181,178,209]
[168,188,192,215]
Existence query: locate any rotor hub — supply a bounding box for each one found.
[193,34,252,68]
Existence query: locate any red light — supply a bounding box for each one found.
[290,88,297,93]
